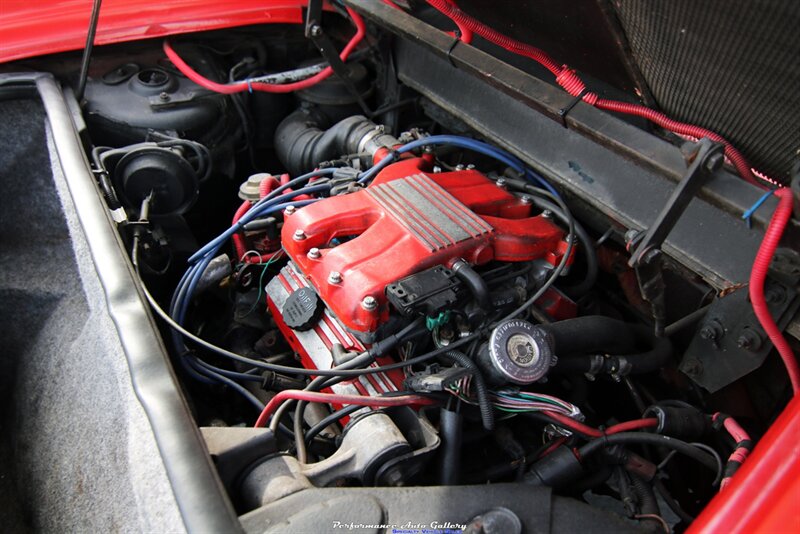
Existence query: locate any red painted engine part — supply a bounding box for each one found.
[266,263,405,407]
[282,157,572,334]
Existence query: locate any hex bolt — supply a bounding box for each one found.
[432,166,442,173]
[496,178,507,188]
[541,209,553,219]
[737,327,763,352]
[328,271,343,284]
[641,248,662,265]
[699,326,717,341]
[310,25,322,37]
[466,164,476,170]
[293,229,306,241]
[699,318,724,349]
[383,466,404,487]
[455,164,465,171]
[307,247,321,260]
[159,91,170,102]
[705,152,724,173]
[284,205,296,216]
[624,229,641,247]
[520,195,533,205]
[683,359,704,376]
[765,285,785,304]
[361,296,378,311]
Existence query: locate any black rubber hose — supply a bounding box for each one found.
[570,465,614,493]
[275,109,379,176]
[440,350,495,431]
[452,259,491,310]
[552,323,672,376]
[438,407,464,485]
[531,197,598,298]
[577,433,718,472]
[543,316,638,356]
[607,325,672,375]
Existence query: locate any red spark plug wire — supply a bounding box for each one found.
[162,7,366,95]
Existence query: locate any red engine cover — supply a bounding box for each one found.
[281,157,571,335]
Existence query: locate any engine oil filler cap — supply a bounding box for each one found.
[487,319,554,385]
[283,287,323,331]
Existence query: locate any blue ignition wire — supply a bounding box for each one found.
[171,138,557,390]
[188,357,265,410]
[188,181,331,263]
[357,134,560,198]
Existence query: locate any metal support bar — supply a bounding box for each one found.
[305,0,371,115]
[628,138,725,268]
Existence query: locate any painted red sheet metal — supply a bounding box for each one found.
[0,0,304,63]
[689,395,800,533]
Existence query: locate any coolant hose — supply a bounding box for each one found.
[543,316,637,356]
[440,350,495,431]
[543,318,672,376]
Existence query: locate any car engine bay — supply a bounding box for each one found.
[1,1,799,532]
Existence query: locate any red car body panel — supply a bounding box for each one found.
[1,2,797,532]
[0,0,304,63]
[690,395,800,533]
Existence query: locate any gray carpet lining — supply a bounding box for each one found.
[0,97,183,532]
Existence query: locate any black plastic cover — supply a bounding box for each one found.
[386,265,459,316]
[283,287,323,331]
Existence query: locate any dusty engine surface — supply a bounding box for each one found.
[64,4,799,532]
[266,153,571,416]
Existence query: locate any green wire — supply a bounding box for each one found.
[243,252,283,316]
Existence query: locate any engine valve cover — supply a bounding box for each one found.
[281,159,570,335]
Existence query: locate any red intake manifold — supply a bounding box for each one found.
[281,157,570,335]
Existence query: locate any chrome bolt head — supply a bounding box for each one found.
[328,271,343,284]
[361,296,378,310]
[307,247,321,259]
